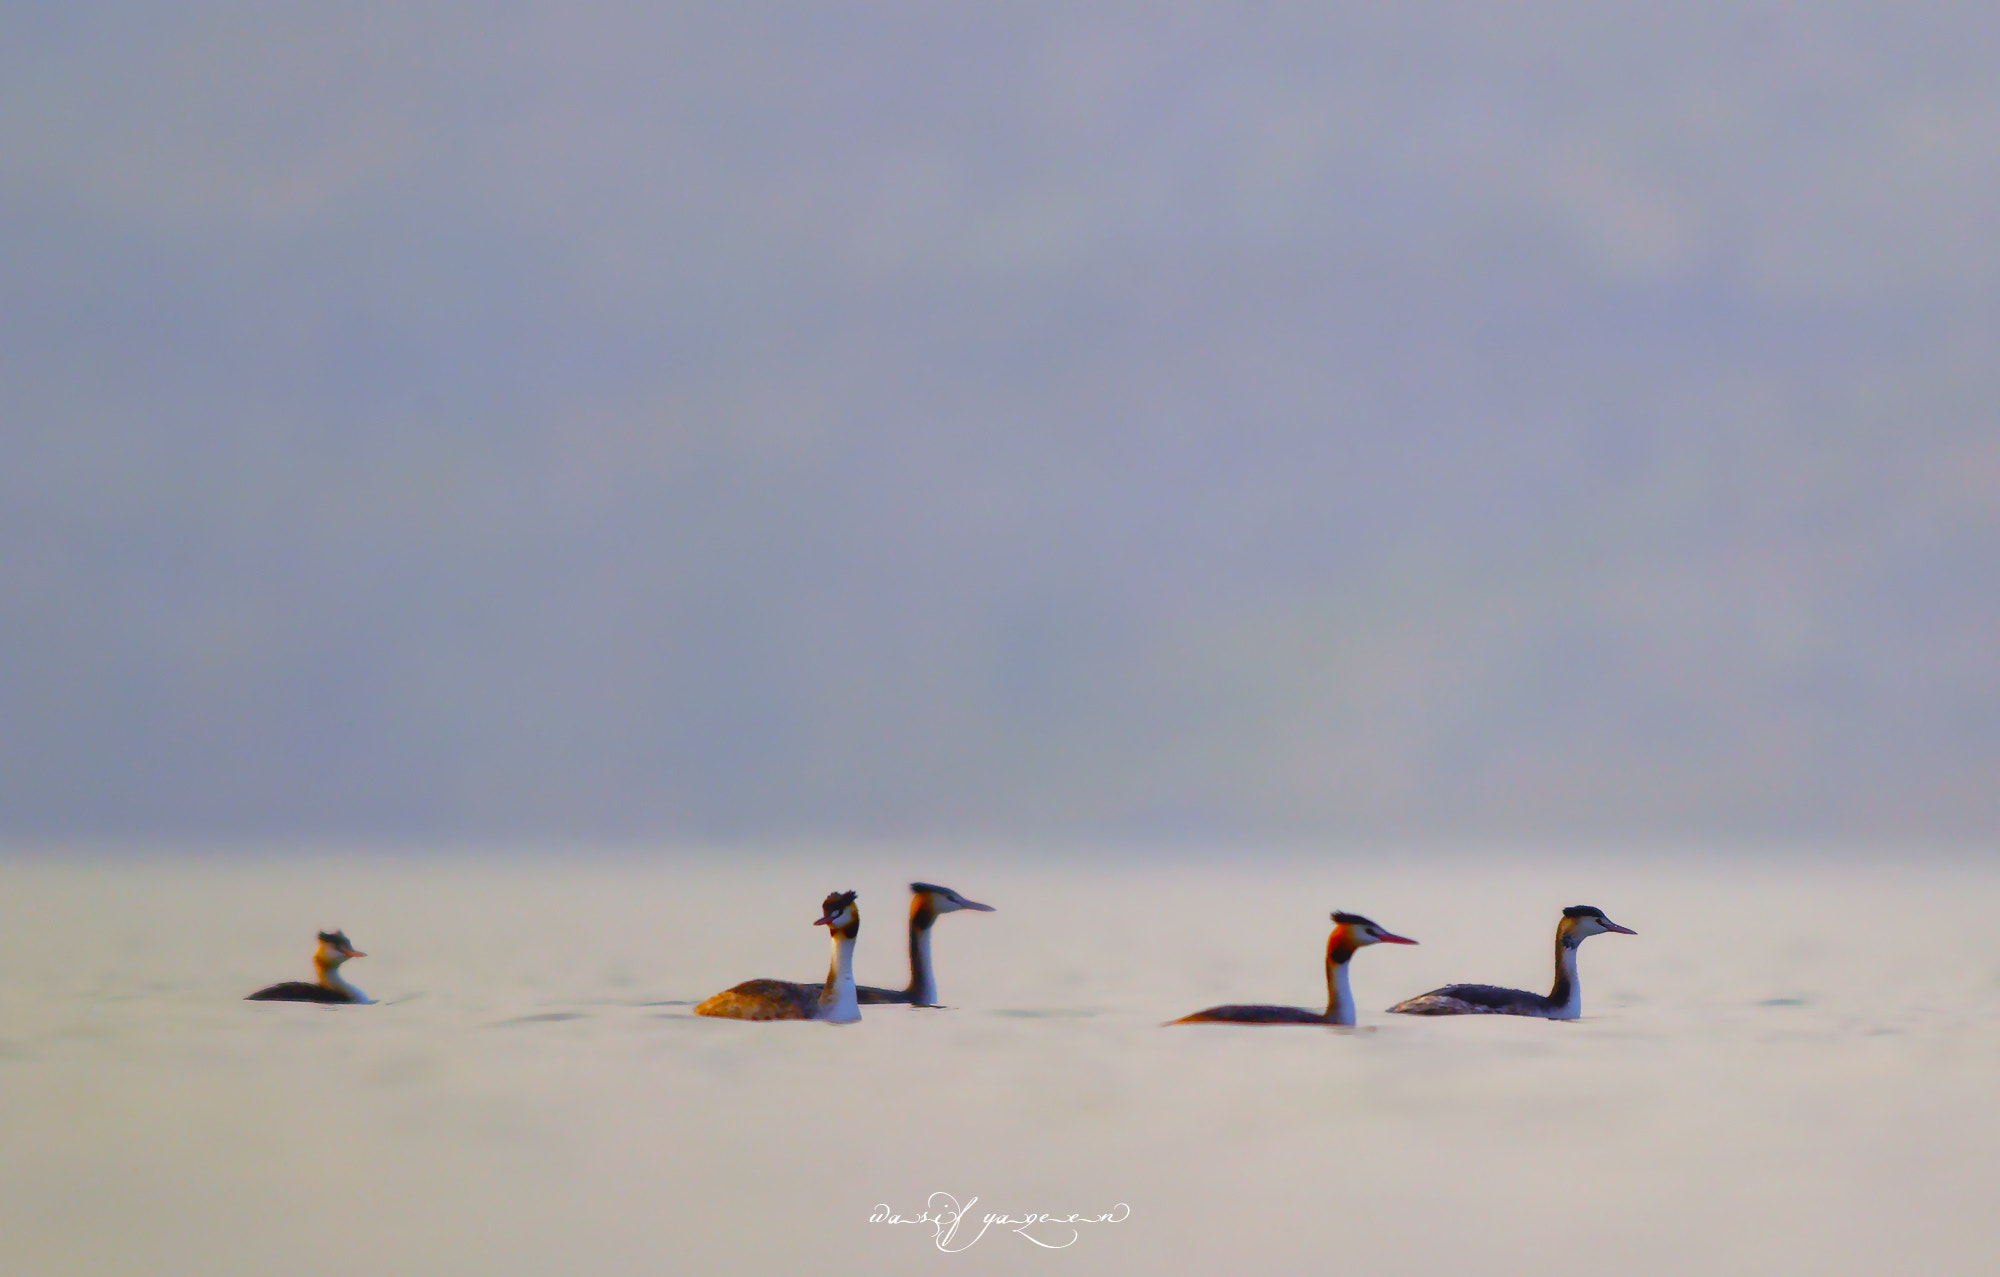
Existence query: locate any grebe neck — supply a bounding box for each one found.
[821,933,860,1023]
[1323,926,1359,1025]
[1549,930,1582,1020]
[316,957,369,1004]
[907,923,937,1006]
[1325,958,1356,1025]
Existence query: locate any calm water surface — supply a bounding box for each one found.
[2,843,1996,1275]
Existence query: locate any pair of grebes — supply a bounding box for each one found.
[249,887,1635,1024]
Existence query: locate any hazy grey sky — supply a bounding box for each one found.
[4,3,1997,839]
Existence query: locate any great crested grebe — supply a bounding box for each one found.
[1386,905,1635,1019]
[694,891,863,1023]
[246,931,372,1004]
[856,883,995,1006]
[1170,911,1417,1027]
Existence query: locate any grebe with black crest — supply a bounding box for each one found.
[695,891,863,1023]
[246,931,372,1004]
[1170,911,1417,1027]
[1386,905,1635,1019]
[856,883,994,1006]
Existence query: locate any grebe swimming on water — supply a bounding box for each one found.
[695,891,862,1023]
[1386,905,1635,1019]
[246,931,372,1004]
[856,883,994,1006]
[1170,911,1417,1027]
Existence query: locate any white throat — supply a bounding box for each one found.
[821,934,859,1023]
[909,925,937,1006]
[321,963,370,1004]
[1553,943,1582,1020]
[1327,959,1355,1027]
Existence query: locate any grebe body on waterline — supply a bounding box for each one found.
[1387,906,1634,1019]
[855,883,994,1006]
[246,931,371,1004]
[695,892,863,1023]
[1170,912,1416,1027]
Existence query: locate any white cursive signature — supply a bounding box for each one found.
[870,1193,1130,1252]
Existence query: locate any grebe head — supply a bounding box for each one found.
[814,891,860,939]
[1559,905,1636,945]
[1329,911,1418,952]
[909,883,996,919]
[315,930,366,966]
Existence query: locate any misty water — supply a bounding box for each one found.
[3,844,1996,1275]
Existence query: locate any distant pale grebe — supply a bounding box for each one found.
[1170,911,1417,1026]
[246,931,372,1004]
[1387,905,1635,1019]
[695,891,862,1023]
[856,883,994,1006]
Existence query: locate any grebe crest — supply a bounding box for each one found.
[1559,905,1632,943]
[908,882,995,926]
[815,890,860,937]
[316,930,364,965]
[1328,911,1418,960]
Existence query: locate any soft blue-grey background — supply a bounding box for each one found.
[4,3,1996,839]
